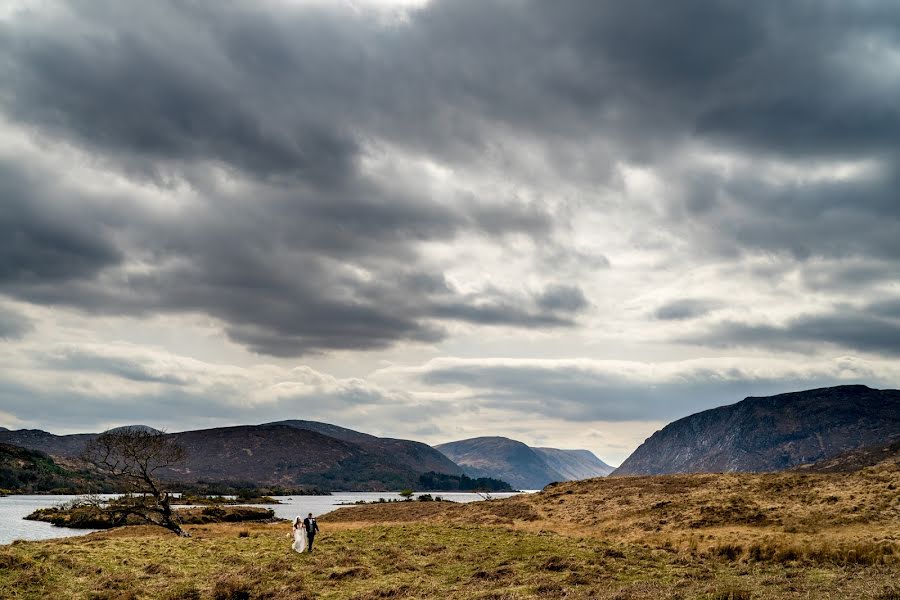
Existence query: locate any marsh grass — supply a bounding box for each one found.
[2,521,897,599]
[2,461,898,599]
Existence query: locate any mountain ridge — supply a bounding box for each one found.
[613,385,900,476]
[532,447,615,479]
[0,421,462,491]
[435,436,613,489]
[271,420,462,477]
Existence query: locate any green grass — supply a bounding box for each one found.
[1,521,898,599]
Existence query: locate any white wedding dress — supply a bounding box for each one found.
[292,524,308,553]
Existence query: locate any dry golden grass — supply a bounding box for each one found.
[1,459,898,599]
[329,457,900,564]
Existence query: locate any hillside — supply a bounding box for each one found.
[327,450,900,557]
[532,447,614,479]
[435,437,565,489]
[435,437,613,489]
[0,422,463,492]
[167,424,454,490]
[793,438,900,473]
[0,443,118,493]
[0,429,98,459]
[614,385,900,476]
[272,420,462,477]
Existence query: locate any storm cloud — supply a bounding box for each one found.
[406,356,900,422]
[683,301,900,357]
[1,0,899,453]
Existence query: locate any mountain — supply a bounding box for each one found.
[166,423,442,490]
[106,425,162,434]
[613,385,900,476]
[0,422,463,491]
[271,420,462,477]
[435,437,567,489]
[531,447,615,479]
[0,429,97,459]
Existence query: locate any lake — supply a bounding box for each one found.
[0,491,529,545]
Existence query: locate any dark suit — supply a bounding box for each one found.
[303,517,319,551]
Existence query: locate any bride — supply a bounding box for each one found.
[291,516,308,553]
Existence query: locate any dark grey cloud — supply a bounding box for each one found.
[0,157,561,355]
[871,299,900,320]
[2,0,900,357]
[536,285,589,314]
[38,350,189,386]
[0,306,32,340]
[672,165,900,263]
[683,301,900,356]
[799,262,900,293]
[0,163,121,287]
[418,360,872,422]
[654,298,720,321]
[7,2,899,173]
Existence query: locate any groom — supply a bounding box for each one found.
[303,512,319,552]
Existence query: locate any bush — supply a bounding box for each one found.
[164,584,201,600]
[712,544,743,561]
[213,577,251,600]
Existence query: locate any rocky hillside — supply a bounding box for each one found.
[532,447,614,479]
[435,437,612,489]
[0,422,464,491]
[614,385,900,476]
[793,438,900,473]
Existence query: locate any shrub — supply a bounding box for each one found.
[164,584,201,600]
[212,576,252,600]
[774,546,802,563]
[712,544,743,561]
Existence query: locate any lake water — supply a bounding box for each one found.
[0,491,529,545]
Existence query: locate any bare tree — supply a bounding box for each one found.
[81,427,189,536]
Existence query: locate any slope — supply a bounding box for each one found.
[613,385,900,476]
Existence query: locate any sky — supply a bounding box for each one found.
[1,0,900,465]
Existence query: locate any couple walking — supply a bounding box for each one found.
[292,513,319,553]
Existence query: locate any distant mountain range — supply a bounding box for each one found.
[613,385,900,476]
[0,421,461,491]
[5,384,892,491]
[0,421,615,492]
[532,447,615,480]
[435,437,613,489]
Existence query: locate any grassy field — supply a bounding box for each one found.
[1,458,898,599]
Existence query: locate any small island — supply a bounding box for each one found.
[26,497,278,529]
